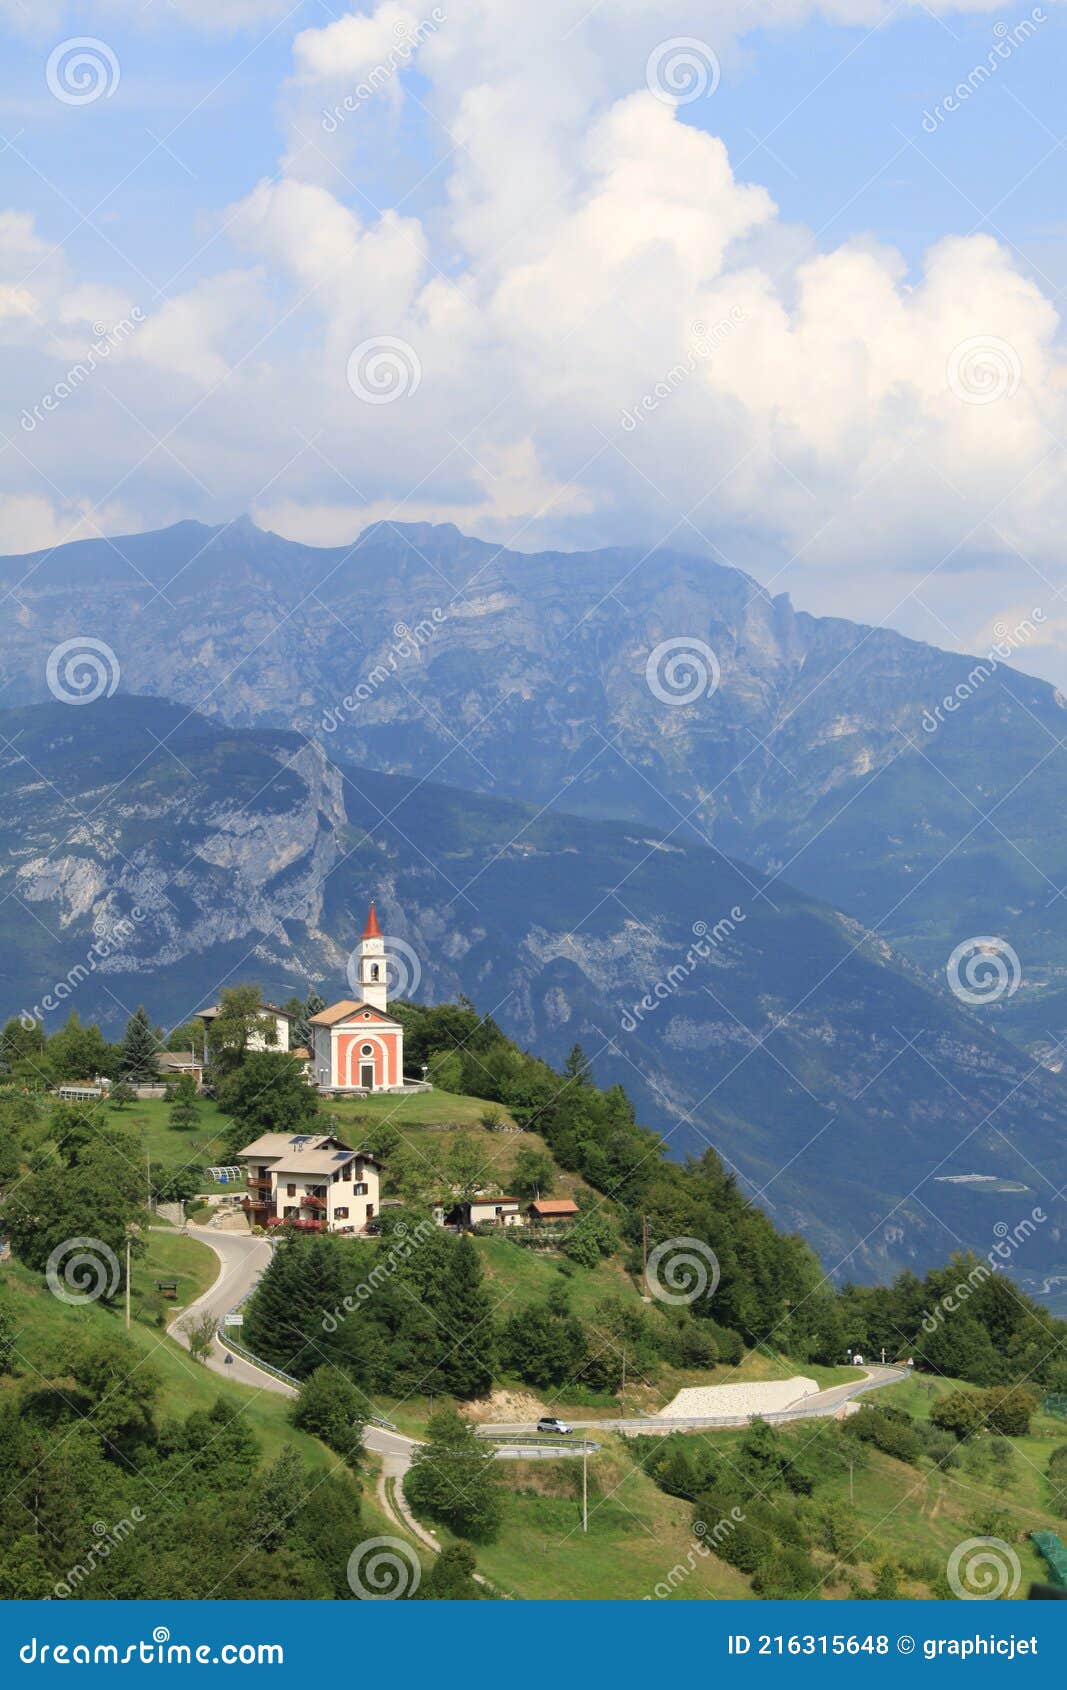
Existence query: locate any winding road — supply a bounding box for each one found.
[166,1225,907,1554]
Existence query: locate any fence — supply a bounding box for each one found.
[476,1433,601,1453]
[214,1326,398,1431]
[1044,1394,1067,1421]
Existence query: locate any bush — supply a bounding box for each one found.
[292,1367,364,1467]
[849,1407,923,1465]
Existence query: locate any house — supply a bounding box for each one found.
[447,1194,524,1229]
[196,1000,293,1053]
[308,902,406,1093]
[237,1130,382,1235]
[528,1198,579,1224]
[155,1051,204,1086]
[291,1045,313,1082]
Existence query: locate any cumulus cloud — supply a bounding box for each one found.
[5,0,1067,677]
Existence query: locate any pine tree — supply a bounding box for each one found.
[119,1006,159,1082]
[439,1236,495,1399]
[168,1075,200,1131]
[109,1080,137,1110]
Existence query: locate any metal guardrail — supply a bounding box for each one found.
[215,1325,400,1434]
[476,1433,601,1452]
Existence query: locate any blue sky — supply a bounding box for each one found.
[1,1,1066,680]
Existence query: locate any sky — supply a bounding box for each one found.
[2,0,1067,682]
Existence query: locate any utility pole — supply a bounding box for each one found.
[849,1461,854,1506]
[642,1214,649,1297]
[582,1440,588,1534]
[880,1346,886,1366]
[125,1234,132,1332]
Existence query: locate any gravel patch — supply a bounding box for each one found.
[657,1376,819,1419]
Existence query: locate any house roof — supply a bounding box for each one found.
[470,1194,519,1206]
[291,1046,310,1060]
[156,1051,200,1068]
[529,1198,579,1216]
[362,900,381,939]
[237,1131,335,1160]
[307,999,400,1028]
[270,1145,383,1176]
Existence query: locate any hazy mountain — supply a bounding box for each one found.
[3,517,1065,1052]
[4,694,1066,1294]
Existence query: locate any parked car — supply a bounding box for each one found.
[536,1416,573,1435]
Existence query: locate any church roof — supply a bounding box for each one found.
[362,900,382,939]
[308,999,400,1027]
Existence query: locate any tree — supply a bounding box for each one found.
[0,1300,16,1374]
[415,1542,487,1600]
[153,1162,205,1206]
[184,1311,218,1364]
[168,1075,201,1131]
[47,1012,118,1082]
[439,1236,495,1399]
[478,1106,504,1132]
[3,1142,143,1288]
[292,1366,364,1467]
[0,1017,46,1073]
[447,1132,487,1203]
[119,1006,159,1083]
[165,1018,205,1053]
[511,1145,556,1200]
[67,1333,160,1452]
[404,1405,502,1541]
[109,1080,137,1110]
[217,1051,318,1148]
[289,991,325,1054]
[207,986,276,1078]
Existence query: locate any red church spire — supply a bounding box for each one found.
[362,900,381,939]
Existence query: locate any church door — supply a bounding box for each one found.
[360,1062,374,1089]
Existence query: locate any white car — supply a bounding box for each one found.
[536,1416,573,1435]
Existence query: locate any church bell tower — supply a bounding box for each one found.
[357,900,388,1011]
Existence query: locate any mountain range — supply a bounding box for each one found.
[3,516,1066,1051]
[3,691,1066,1295]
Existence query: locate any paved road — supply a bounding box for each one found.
[165,1224,417,1469]
[168,1226,904,1464]
[475,1367,909,1439]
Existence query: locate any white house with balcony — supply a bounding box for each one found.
[237,1130,382,1235]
